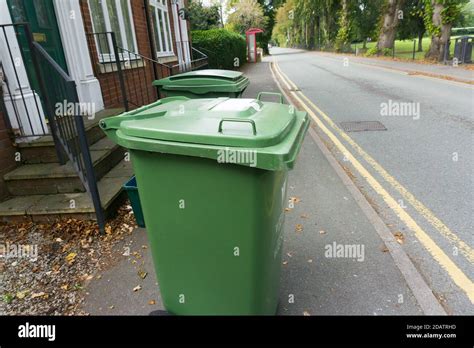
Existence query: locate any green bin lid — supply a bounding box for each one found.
[152,69,249,94]
[100,95,309,171]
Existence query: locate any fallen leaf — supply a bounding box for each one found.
[133,285,142,292]
[61,284,69,291]
[282,261,288,265]
[295,224,303,233]
[300,214,308,219]
[319,230,326,235]
[16,290,28,300]
[290,197,301,203]
[149,300,156,305]
[394,232,405,244]
[31,292,46,299]
[286,252,293,258]
[109,305,114,309]
[138,270,148,279]
[284,208,291,212]
[381,246,389,253]
[303,311,311,316]
[65,252,77,265]
[105,226,112,235]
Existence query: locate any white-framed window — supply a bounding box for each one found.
[88,0,138,61]
[149,0,174,57]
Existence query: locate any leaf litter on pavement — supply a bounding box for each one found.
[0,202,137,315]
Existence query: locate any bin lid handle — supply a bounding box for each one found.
[218,118,257,136]
[257,92,284,104]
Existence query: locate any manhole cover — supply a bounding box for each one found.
[339,121,387,132]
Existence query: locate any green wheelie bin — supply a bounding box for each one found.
[100,93,309,315]
[152,69,249,99]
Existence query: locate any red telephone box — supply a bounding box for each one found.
[246,28,264,63]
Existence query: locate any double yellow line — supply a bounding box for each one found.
[271,60,474,303]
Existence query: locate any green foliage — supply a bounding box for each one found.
[397,0,426,41]
[423,0,469,36]
[456,1,474,27]
[272,0,296,47]
[227,0,269,35]
[365,46,392,56]
[188,0,221,31]
[335,1,350,51]
[191,29,247,69]
[353,0,384,44]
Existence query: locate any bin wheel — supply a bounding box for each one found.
[148,309,172,316]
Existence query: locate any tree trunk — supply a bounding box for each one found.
[417,30,424,52]
[308,17,315,50]
[335,0,349,51]
[425,1,452,61]
[377,0,404,50]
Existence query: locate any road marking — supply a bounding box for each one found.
[274,61,474,264]
[272,60,474,303]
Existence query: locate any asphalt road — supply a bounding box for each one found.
[271,47,473,314]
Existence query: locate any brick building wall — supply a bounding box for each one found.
[0,88,18,200]
[79,0,181,109]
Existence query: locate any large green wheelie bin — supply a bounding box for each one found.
[100,93,309,315]
[152,69,249,99]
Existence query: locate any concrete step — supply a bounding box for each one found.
[0,159,133,223]
[17,108,124,164]
[4,137,127,196]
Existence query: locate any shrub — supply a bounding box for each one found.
[365,46,392,57]
[191,29,247,70]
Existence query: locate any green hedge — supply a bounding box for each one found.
[192,29,246,70]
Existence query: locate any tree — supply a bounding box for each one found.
[272,0,295,46]
[424,0,468,61]
[257,0,286,53]
[377,0,405,50]
[353,0,384,48]
[188,0,222,31]
[456,1,474,27]
[322,0,341,47]
[226,0,269,35]
[335,0,350,51]
[397,0,426,52]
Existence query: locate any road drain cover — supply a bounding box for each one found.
[339,121,387,132]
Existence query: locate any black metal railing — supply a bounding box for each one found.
[86,31,169,111]
[86,32,208,111]
[0,24,48,138]
[29,34,105,231]
[0,23,105,231]
[168,43,209,74]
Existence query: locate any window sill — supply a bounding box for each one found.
[156,55,177,64]
[97,59,146,74]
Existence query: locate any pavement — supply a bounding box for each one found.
[81,57,454,315]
